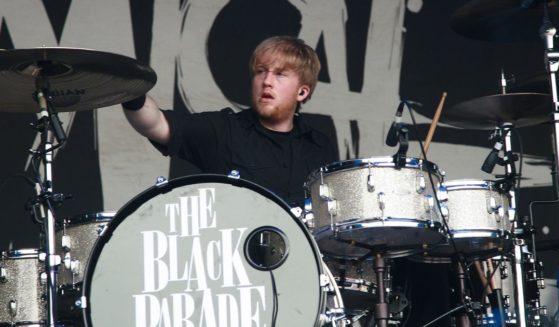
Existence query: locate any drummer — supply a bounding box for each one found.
[121,35,338,206]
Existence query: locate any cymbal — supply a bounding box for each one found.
[0,47,156,113]
[441,93,552,129]
[451,0,559,43]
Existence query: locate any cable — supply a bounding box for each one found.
[269,270,279,326]
[421,304,467,327]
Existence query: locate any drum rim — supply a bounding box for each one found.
[62,212,116,225]
[2,248,39,259]
[443,179,500,190]
[306,156,441,183]
[81,174,326,326]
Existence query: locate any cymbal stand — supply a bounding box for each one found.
[542,11,559,198]
[500,123,530,327]
[30,71,67,327]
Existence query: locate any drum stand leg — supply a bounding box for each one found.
[372,254,390,327]
[513,239,528,327]
[455,262,472,327]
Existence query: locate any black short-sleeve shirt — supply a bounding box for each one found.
[153,108,338,206]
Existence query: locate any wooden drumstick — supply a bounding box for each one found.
[421,92,447,158]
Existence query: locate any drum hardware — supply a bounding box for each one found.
[306,156,446,260]
[82,175,345,327]
[0,249,47,326]
[372,254,390,327]
[0,47,156,326]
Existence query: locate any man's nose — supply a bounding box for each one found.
[263,71,274,85]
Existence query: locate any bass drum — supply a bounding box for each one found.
[83,175,344,327]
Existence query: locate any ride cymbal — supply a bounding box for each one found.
[441,93,552,129]
[0,47,156,113]
[451,0,559,43]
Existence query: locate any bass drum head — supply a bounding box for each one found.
[83,175,326,327]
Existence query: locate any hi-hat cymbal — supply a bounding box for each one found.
[441,93,552,129]
[0,47,156,113]
[451,0,559,43]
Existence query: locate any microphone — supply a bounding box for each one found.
[385,101,406,147]
[481,141,503,174]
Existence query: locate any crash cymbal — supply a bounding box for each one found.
[441,93,552,129]
[451,0,559,43]
[0,47,156,113]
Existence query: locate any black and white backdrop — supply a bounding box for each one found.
[1,0,558,303]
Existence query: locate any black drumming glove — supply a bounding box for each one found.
[122,95,146,111]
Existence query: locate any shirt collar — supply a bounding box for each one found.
[241,108,314,139]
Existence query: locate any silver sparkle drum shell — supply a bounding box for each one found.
[306,157,445,259]
[419,179,513,262]
[56,212,114,287]
[0,249,46,325]
[82,175,340,327]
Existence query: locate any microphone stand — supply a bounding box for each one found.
[392,125,409,169]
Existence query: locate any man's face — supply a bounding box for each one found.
[251,55,308,130]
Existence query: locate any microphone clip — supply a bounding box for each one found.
[393,125,409,169]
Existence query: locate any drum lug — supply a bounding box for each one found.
[319,273,331,288]
[424,195,434,213]
[70,259,80,275]
[416,175,426,194]
[367,174,375,192]
[436,184,448,202]
[0,267,6,282]
[75,295,87,309]
[227,170,241,179]
[327,199,337,216]
[40,272,47,285]
[319,183,331,200]
[487,196,498,214]
[61,234,71,251]
[496,206,505,222]
[9,299,17,317]
[155,175,169,186]
[377,192,386,214]
[440,204,449,218]
[503,294,511,308]
[63,252,71,269]
[96,224,108,236]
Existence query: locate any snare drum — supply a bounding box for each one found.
[420,180,513,262]
[0,249,46,326]
[83,175,345,327]
[306,157,445,259]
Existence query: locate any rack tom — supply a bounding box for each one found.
[306,157,445,259]
[418,179,513,262]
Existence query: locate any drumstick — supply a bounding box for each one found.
[421,92,447,158]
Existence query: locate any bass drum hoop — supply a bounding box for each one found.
[82,174,327,327]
